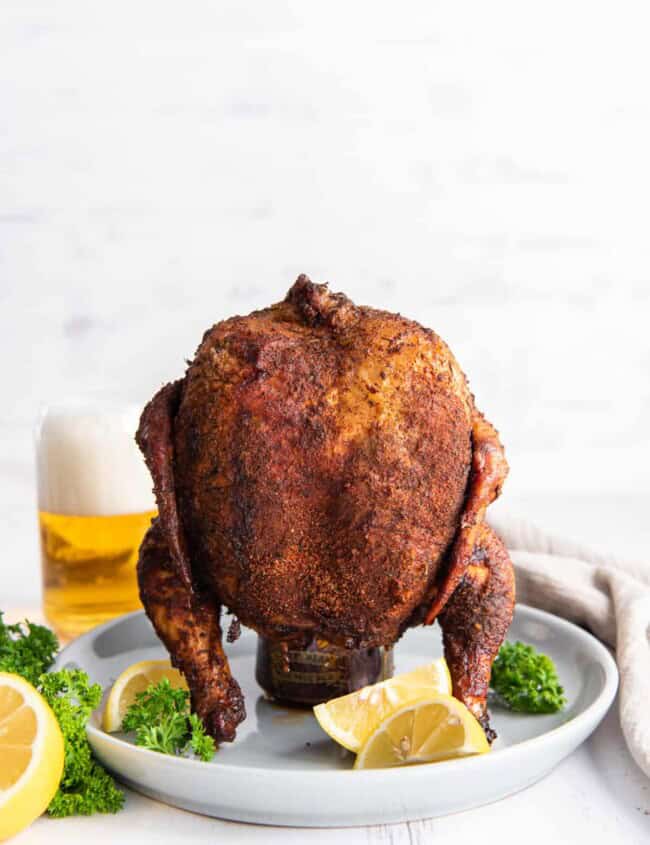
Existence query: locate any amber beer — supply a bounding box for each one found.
[39,510,156,639]
[36,401,155,639]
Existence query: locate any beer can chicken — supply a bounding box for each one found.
[136,276,515,743]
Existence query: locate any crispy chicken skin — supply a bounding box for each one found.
[438,523,515,737]
[138,520,245,740]
[136,275,514,742]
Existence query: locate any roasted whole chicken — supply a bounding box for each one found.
[136,276,515,743]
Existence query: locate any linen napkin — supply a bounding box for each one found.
[490,514,650,778]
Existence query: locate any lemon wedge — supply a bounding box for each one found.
[354,693,489,769]
[0,672,64,841]
[313,658,452,753]
[102,659,187,733]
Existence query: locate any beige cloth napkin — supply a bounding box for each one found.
[490,515,650,778]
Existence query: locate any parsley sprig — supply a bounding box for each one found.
[0,611,58,685]
[40,669,124,816]
[122,678,215,762]
[490,641,566,714]
[0,610,124,816]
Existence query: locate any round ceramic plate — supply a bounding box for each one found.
[56,605,617,827]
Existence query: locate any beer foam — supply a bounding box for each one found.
[36,403,155,516]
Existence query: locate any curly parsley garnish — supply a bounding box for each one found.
[39,669,125,816]
[490,641,566,714]
[122,678,216,762]
[0,611,59,685]
[1,610,124,816]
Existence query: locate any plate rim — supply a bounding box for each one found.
[59,603,619,780]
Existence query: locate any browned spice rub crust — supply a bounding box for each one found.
[136,275,515,742]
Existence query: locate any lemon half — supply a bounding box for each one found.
[354,693,489,769]
[102,659,188,733]
[0,672,64,841]
[313,658,452,753]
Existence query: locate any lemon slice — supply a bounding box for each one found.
[102,659,188,733]
[313,659,452,753]
[354,693,489,769]
[0,672,65,841]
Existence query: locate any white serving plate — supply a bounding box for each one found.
[56,605,617,827]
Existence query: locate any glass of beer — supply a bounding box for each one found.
[35,399,156,640]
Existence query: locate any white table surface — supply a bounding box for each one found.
[7,491,650,845]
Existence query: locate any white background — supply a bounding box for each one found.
[2,1,650,603]
[1,2,650,842]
